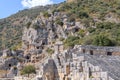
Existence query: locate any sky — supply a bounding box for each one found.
[0,0,65,19]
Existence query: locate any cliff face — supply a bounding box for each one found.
[21,11,83,55]
[22,26,48,54]
[0,4,59,50]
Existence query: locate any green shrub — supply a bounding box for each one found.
[55,19,63,26]
[64,36,80,48]
[32,24,39,30]
[92,35,114,46]
[10,42,22,51]
[21,65,36,77]
[77,11,89,19]
[87,27,95,33]
[46,48,54,55]
[77,29,85,37]
[96,22,113,29]
[68,16,75,22]
[26,22,31,29]
[43,11,51,18]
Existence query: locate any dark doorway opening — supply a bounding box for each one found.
[55,35,58,38]
[42,42,45,45]
[107,52,112,56]
[75,28,79,32]
[90,50,93,55]
[26,56,30,59]
[83,49,85,53]
[9,64,11,67]
[36,46,40,49]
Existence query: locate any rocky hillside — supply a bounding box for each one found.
[0,4,60,50]
[0,0,120,50]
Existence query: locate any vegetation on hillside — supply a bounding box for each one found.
[0,4,59,50]
[0,0,120,50]
[58,0,120,47]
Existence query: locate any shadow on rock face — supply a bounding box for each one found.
[43,59,59,80]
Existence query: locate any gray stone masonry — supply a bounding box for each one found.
[31,45,120,80]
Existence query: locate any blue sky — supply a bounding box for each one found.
[0,0,65,19]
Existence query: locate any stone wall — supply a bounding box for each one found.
[74,45,120,56]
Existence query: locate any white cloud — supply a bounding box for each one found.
[21,0,54,8]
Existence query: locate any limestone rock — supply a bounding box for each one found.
[43,59,59,80]
[7,67,18,78]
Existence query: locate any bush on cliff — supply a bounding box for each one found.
[21,65,36,77]
[92,35,114,46]
[64,36,80,48]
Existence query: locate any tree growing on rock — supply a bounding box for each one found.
[21,65,36,77]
